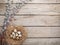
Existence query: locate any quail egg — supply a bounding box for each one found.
[14,29,17,32]
[19,35,22,37]
[10,35,13,38]
[17,31,21,34]
[16,33,18,36]
[12,32,15,35]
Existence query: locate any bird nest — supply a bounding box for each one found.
[4,25,27,45]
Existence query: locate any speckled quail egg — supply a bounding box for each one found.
[12,32,15,35]
[13,35,16,39]
[17,31,21,34]
[17,37,20,40]
[10,35,13,38]
[19,35,22,37]
[14,29,17,32]
[16,33,19,36]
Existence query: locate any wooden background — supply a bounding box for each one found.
[0,0,60,45]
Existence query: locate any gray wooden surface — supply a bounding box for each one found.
[0,0,60,45]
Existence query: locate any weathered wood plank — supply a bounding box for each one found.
[17,4,60,15]
[14,16,60,26]
[0,4,5,14]
[0,26,60,37]
[0,0,60,3]
[1,27,60,37]
[0,16,5,26]
[25,27,60,37]
[23,38,60,45]
[0,16,60,26]
[0,4,60,15]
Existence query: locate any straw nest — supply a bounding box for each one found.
[4,25,27,45]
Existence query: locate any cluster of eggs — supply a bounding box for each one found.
[10,29,22,40]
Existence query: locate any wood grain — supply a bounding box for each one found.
[0,0,60,45]
[0,27,60,37]
[0,16,5,26]
[13,16,60,26]
[0,4,5,14]
[25,27,60,37]
[0,0,60,3]
[0,16,60,26]
[17,4,60,15]
[23,38,60,45]
[0,4,60,15]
